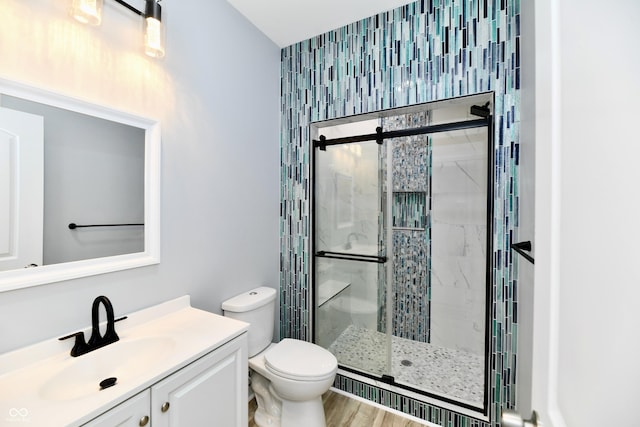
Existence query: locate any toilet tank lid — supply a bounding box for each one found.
[221,286,276,312]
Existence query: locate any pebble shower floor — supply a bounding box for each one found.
[328,325,484,406]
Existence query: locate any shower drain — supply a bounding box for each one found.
[401,359,413,366]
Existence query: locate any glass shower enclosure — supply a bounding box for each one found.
[312,98,493,414]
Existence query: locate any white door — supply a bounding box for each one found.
[515,1,640,427]
[0,107,44,271]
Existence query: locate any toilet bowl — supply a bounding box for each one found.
[222,287,338,427]
[250,339,337,427]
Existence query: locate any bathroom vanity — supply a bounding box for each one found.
[0,296,248,426]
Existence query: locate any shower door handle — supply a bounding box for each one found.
[315,251,387,263]
[511,241,535,264]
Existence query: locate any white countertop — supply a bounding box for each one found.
[0,296,248,426]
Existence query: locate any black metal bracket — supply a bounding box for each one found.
[318,135,327,151]
[511,241,534,264]
[375,126,383,145]
[470,102,491,118]
[380,374,395,385]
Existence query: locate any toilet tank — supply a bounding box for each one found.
[221,286,276,357]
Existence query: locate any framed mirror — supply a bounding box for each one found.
[0,78,160,292]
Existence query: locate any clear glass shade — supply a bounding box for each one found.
[144,17,165,59]
[70,0,103,26]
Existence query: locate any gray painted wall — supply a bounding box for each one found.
[0,0,280,354]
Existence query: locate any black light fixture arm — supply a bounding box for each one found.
[112,0,143,16]
[111,0,162,18]
[70,0,164,58]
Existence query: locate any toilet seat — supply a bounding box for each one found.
[264,339,337,381]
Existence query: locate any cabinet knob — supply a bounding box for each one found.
[139,415,150,426]
[161,402,170,413]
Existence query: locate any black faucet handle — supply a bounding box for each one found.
[59,331,90,357]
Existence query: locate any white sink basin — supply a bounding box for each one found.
[39,336,175,401]
[0,296,249,426]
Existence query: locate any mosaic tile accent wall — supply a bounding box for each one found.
[379,112,432,343]
[280,0,520,425]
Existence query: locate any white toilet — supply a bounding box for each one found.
[222,286,338,427]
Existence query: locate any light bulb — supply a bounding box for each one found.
[70,0,103,26]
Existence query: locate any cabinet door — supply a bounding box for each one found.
[151,334,248,427]
[82,390,151,427]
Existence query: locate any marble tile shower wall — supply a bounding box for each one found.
[430,128,489,357]
[280,0,520,425]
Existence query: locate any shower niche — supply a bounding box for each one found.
[392,192,427,229]
[311,94,493,416]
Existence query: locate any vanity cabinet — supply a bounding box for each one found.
[151,333,247,426]
[83,334,247,427]
[83,390,150,427]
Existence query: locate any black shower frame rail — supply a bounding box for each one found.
[310,113,494,418]
[313,117,490,150]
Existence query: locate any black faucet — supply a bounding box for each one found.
[59,296,126,357]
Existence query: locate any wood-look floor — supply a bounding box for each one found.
[249,390,428,427]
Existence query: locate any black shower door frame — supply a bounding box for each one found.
[310,114,494,416]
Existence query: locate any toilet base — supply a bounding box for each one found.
[280,397,326,427]
[252,372,282,427]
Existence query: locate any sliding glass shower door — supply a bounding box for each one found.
[312,120,391,378]
[312,100,493,413]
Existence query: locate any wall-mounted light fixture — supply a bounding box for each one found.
[70,0,103,26]
[70,0,165,59]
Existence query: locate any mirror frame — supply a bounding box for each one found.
[0,78,160,292]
